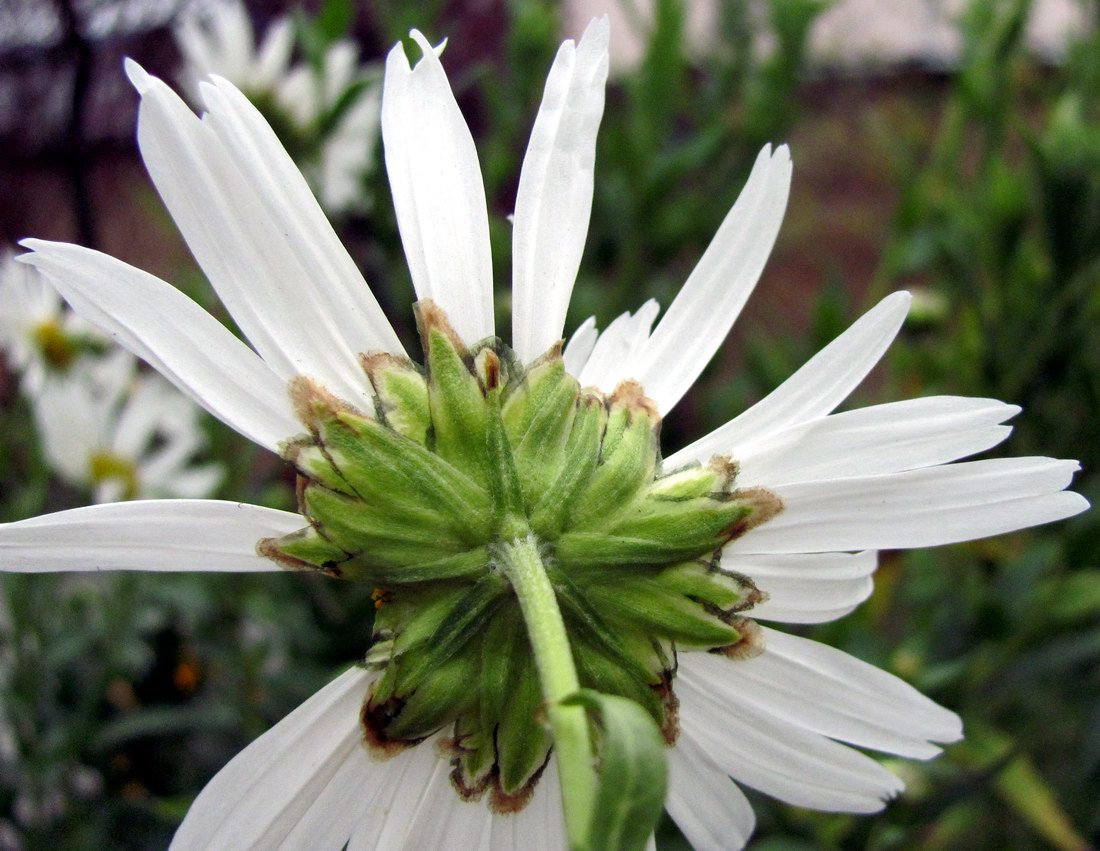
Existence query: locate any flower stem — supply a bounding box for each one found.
[497,534,595,850]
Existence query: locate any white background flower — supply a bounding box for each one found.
[175,0,381,217]
[0,250,105,393]
[31,349,223,503]
[0,16,1087,850]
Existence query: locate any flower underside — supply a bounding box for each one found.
[260,301,780,810]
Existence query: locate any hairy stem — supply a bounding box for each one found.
[497,534,594,850]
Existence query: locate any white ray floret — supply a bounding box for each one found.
[172,667,376,850]
[730,456,1086,553]
[127,61,379,406]
[511,17,610,363]
[383,32,495,344]
[198,76,403,357]
[726,550,878,624]
[730,395,1019,487]
[668,290,913,465]
[578,299,660,390]
[678,675,906,812]
[0,501,300,573]
[667,735,756,851]
[19,240,299,453]
[680,629,962,760]
[630,144,792,414]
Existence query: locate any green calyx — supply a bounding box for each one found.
[260,300,780,807]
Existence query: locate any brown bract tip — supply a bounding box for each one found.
[528,339,565,371]
[414,298,470,360]
[255,537,342,578]
[610,379,660,420]
[489,758,549,814]
[707,455,740,490]
[288,375,362,432]
[360,351,420,387]
[726,486,783,540]
[360,697,422,760]
[714,617,765,661]
[475,347,501,391]
[450,764,491,802]
[653,669,680,745]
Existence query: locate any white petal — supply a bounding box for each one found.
[678,676,904,812]
[562,315,598,375]
[726,551,878,624]
[511,17,609,363]
[755,629,962,742]
[578,299,659,391]
[171,667,375,850]
[346,735,448,851]
[126,62,374,406]
[488,757,567,851]
[19,242,298,453]
[373,751,492,849]
[667,736,756,851]
[671,291,912,465]
[254,17,294,88]
[277,741,385,850]
[630,145,793,414]
[680,630,960,760]
[729,396,1019,487]
[154,465,225,500]
[111,375,170,459]
[200,77,403,359]
[728,457,1089,554]
[0,500,301,573]
[382,33,493,343]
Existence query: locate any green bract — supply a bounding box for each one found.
[260,302,780,809]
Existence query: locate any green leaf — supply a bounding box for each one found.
[562,690,668,851]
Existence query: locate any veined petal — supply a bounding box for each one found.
[171,667,376,850]
[667,736,756,851]
[726,551,878,624]
[18,242,298,453]
[578,299,659,390]
[345,736,466,851]
[728,457,1089,554]
[371,750,492,850]
[709,396,1018,486]
[680,629,961,760]
[511,17,609,363]
[0,500,301,573]
[672,291,912,464]
[126,61,374,406]
[678,676,904,813]
[382,32,494,344]
[200,77,404,358]
[630,145,793,415]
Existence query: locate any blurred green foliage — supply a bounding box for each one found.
[1,0,1098,848]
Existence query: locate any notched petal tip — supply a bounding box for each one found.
[407,29,447,64]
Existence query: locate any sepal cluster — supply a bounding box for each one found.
[259,301,780,806]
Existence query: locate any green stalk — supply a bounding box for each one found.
[497,534,595,851]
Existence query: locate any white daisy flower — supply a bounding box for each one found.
[174,0,295,101]
[174,0,380,217]
[0,250,105,393]
[31,350,224,504]
[1,18,1088,851]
